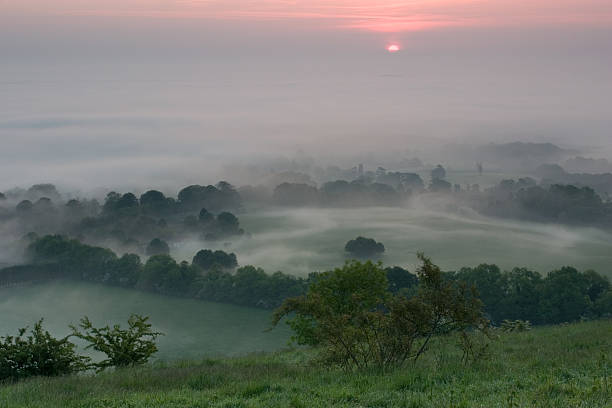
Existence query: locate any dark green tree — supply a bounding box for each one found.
[344,236,385,258]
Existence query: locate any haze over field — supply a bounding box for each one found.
[1,0,611,190]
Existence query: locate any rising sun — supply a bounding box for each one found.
[387,44,400,53]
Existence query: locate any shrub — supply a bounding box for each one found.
[0,320,89,382]
[70,314,163,371]
[272,254,488,370]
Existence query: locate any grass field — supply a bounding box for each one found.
[176,205,612,278]
[0,281,289,360]
[1,320,610,407]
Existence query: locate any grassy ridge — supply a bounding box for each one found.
[1,320,610,407]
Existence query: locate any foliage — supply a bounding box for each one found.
[0,321,611,407]
[19,234,612,322]
[70,315,163,371]
[192,249,237,271]
[431,164,447,181]
[0,320,89,382]
[145,238,170,256]
[344,236,385,258]
[272,255,489,370]
[500,319,532,333]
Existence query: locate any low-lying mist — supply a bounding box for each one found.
[175,197,612,277]
[0,281,290,360]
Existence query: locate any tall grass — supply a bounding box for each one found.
[1,320,610,407]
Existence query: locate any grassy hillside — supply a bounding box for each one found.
[0,281,289,360]
[1,320,610,408]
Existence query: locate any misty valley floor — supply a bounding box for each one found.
[1,320,610,408]
[177,205,612,278]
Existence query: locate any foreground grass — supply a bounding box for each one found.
[1,320,610,408]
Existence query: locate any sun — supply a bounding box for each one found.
[387,44,400,53]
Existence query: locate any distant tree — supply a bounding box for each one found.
[107,253,142,287]
[102,192,122,213]
[431,165,446,181]
[183,215,199,231]
[0,192,5,200]
[140,190,171,214]
[429,178,452,192]
[115,193,139,210]
[496,267,542,323]
[385,266,418,294]
[27,184,60,201]
[70,315,163,371]
[192,249,237,271]
[138,254,179,291]
[345,236,385,258]
[16,200,33,213]
[146,238,170,257]
[539,267,592,324]
[453,264,505,323]
[198,208,214,224]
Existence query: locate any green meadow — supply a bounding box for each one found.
[1,320,610,408]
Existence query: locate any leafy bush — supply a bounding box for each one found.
[272,254,489,370]
[71,314,163,371]
[0,320,89,382]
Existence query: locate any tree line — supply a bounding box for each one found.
[1,234,610,325]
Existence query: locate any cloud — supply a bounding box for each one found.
[4,1,611,32]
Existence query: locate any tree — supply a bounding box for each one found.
[16,200,33,213]
[146,238,170,256]
[539,267,592,323]
[272,256,488,370]
[429,178,452,192]
[431,165,446,181]
[140,190,171,214]
[198,208,214,224]
[70,315,163,371]
[385,266,418,294]
[344,237,385,258]
[138,254,179,291]
[0,320,89,382]
[192,249,237,271]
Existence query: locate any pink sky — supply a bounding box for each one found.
[4,0,612,32]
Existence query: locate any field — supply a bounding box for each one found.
[0,281,289,360]
[177,203,612,277]
[0,320,610,407]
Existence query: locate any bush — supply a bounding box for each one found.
[344,237,385,258]
[0,320,89,382]
[71,314,163,371]
[272,254,488,370]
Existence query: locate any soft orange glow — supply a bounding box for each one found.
[4,1,612,33]
[387,44,400,53]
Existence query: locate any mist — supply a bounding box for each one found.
[1,12,611,191]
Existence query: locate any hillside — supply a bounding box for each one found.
[1,320,610,408]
